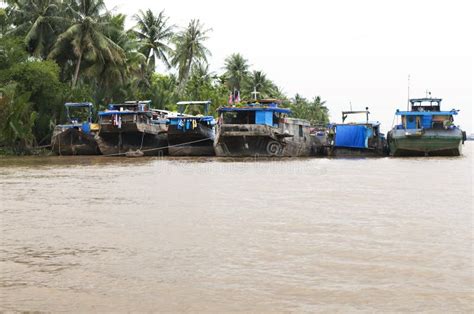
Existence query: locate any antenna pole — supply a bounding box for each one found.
[407,74,410,111]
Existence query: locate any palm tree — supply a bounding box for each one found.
[224,53,249,93]
[133,9,174,72]
[171,19,211,92]
[244,70,277,99]
[48,0,125,88]
[290,94,329,125]
[90,14,148,103]
[7,0,62,58]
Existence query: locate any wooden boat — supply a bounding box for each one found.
[95,101,168,156]
[51,102,100,155]
[388,97,466,156]
[214,99,312,157]
[166,101,216,156]
[325,108,387,157]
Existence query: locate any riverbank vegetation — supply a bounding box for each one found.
[0,0,329,154]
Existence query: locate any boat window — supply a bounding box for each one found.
[223,111,255,124]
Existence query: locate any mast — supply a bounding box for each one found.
[407,74,410,111]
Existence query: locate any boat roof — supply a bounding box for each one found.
[125,100,151,104]
[168,115,215,121]
[218,106,291,114]
[410,97,442,104]
[65,102,93,108]
[218,100,291,114]
[331,121,381,127]
[396,109,459,116]
[176,101,211,105]
[99,110,150,116]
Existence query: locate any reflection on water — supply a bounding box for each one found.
[0,144,472,311]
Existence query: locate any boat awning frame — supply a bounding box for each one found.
[395,110,458,116]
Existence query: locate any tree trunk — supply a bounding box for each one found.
[72,51,82,88]
[178,58,192,94]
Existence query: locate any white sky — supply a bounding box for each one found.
[107,0,473,133]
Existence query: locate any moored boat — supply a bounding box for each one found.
[326,108,387,156]
[51,102,100,155]
[214,99,312,157]
[388,97,465,156]
[167,101,216,156]
[95,101,168,156]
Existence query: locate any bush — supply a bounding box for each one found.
[3,60,68,143]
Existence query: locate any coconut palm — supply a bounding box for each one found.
[133,9,173,72]
[48,0,125,88]
[244,70,277,99]
[7,0,62,58]
[171,19,211,92]
[290,94,329,125]
[224,53,249,94]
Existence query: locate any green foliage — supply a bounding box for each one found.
[224,53,249,92]
[7,0,63,58]
[0,8,8,35]
[146,73,178,110]
[48,0,126,87]
[4,60,66,141]
[134,9,174,71]
[290,94,329,125]
[171,19,211,92]
[182,63,227,114]
[0,36,28,71]
[0,83,37,153]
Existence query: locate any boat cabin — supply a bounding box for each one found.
[106,100,151,112]
[395,98,458,130]
[218,100,291,127]
[59,102,95,134]
[176,101,211,116]
[168,101,215,131]
[99,100,153,127]
[65,102,93,124]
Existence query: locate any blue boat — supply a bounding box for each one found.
[214,100,312,157]
[166,101,216,156]
[51,102,100,155]
[95,101,168,156]
[388,97,466,156]
[326,108,387,156]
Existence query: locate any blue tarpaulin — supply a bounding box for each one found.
[335,125,368,148]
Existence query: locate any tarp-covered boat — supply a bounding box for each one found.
[51,102,100,155]
[326,108,387,156]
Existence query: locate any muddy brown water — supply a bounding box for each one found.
[0,143,472,312]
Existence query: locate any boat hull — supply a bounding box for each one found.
[388,128,463,156]
[96,122,168,156]
[214,124,312,157]
[326,147,385,157]
[167,124,215,156]
[51,127,100,155]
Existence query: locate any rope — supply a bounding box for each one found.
[101,137,212,157]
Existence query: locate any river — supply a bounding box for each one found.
[0,143,472,312]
